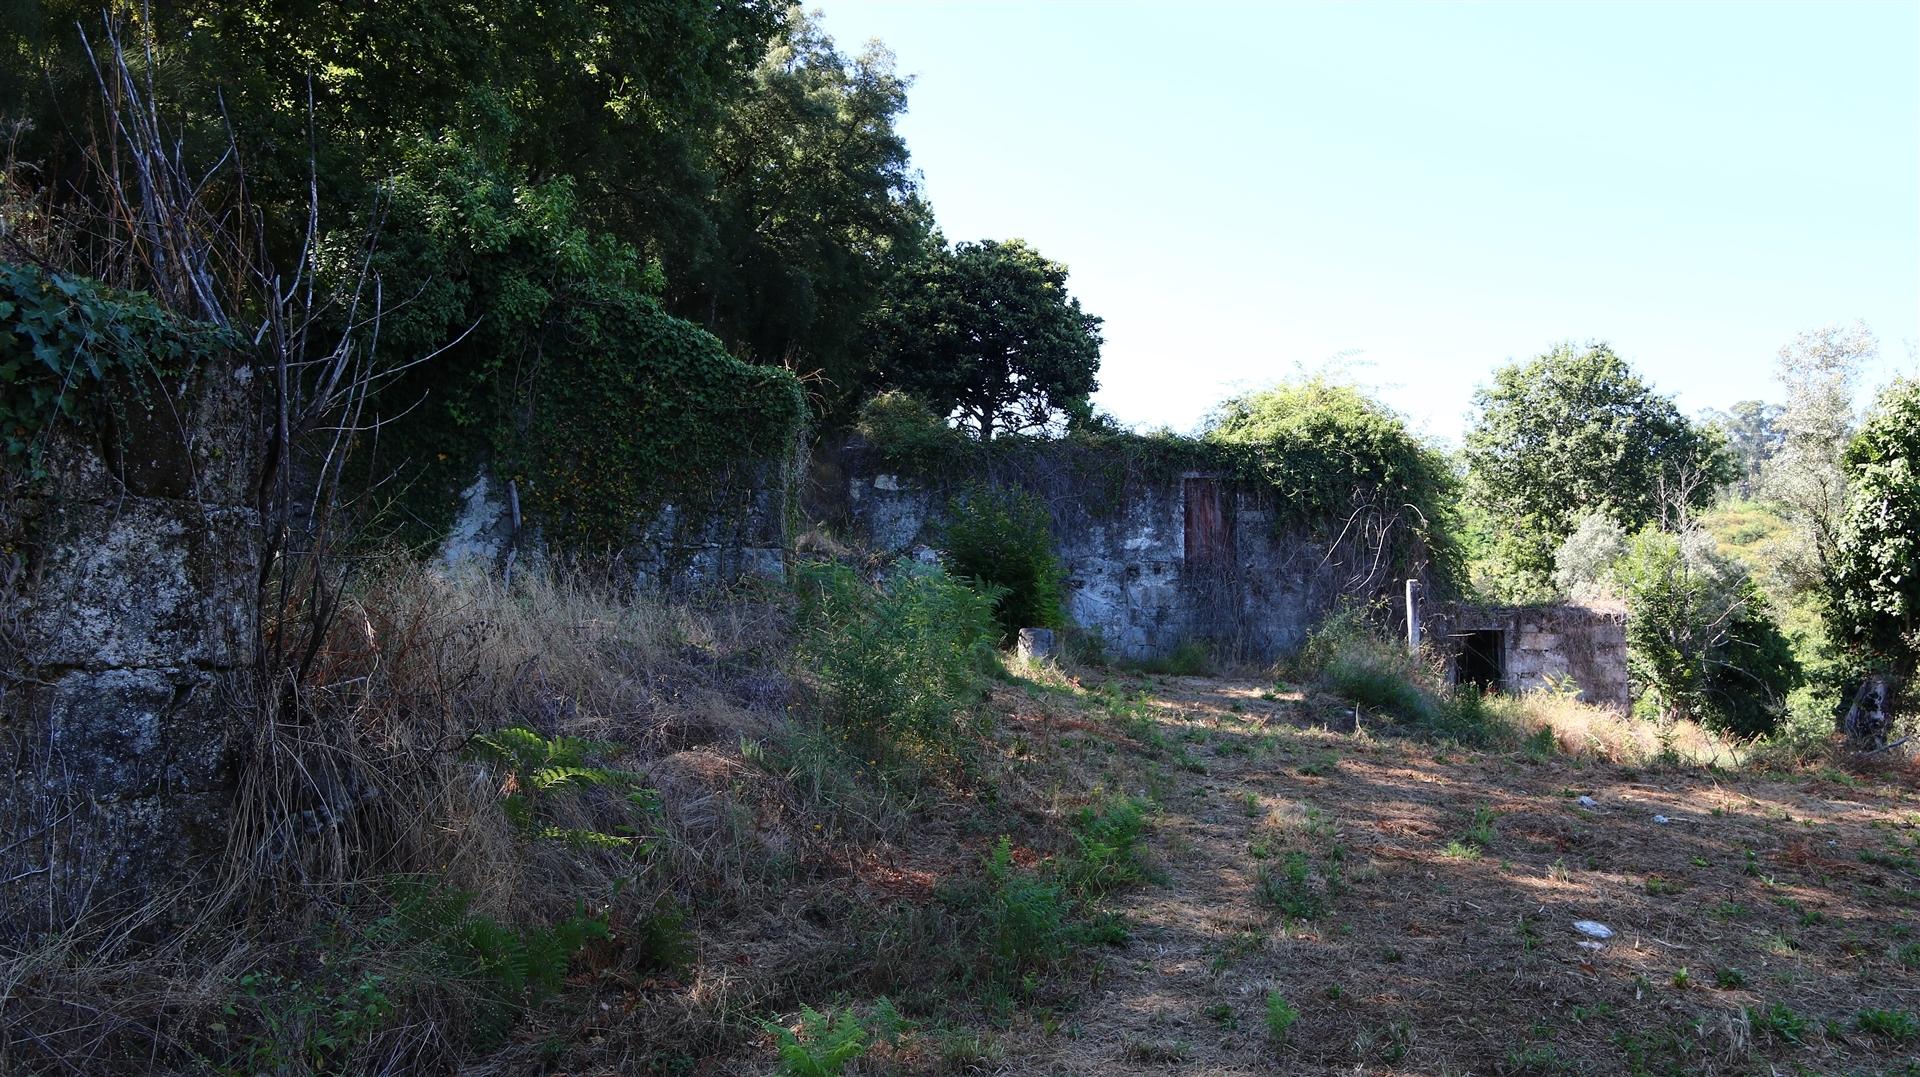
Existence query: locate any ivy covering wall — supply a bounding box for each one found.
[0,262,234,476]
[359,141,809,552]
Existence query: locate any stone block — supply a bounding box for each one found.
[24,498,259,669]
[1016,628,1057,663]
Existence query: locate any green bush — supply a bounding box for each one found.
[1616,530,1801,736]
[941,484,1065,642]
[856,390,969,470]
[1206,378,1463,592]
[1064,795,1151,896]
[796,559,1001,765]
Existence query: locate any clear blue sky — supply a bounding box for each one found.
[815,0,1920,443]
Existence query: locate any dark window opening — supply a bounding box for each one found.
[1456,630,1504,692]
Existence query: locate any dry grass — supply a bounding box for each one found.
[1488,690,1749,769]
[986,671,1920,1076]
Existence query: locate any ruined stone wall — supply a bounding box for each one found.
[1,363,260,930]
[442,441,803,591]
[838,440,1401,661]
[1426,602,1631,709]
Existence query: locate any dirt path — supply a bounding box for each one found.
[1009,675,1920,1076]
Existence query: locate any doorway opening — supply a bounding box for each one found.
[1456,630,1505,692]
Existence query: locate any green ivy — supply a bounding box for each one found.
[358,139,807,552]
[0,262,232,476]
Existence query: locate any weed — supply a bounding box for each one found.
[1745,1001,1809,1044]
[1856,1009,1920,1042]
[1441,840,1482,860]
[223,970,395,1074]
[762,1005,868,1077]
[1643,875,1681,897]
[1257,851,1338,919]
[1122,1038,1192,1063]
[1265,991,1299,1043]
[1861,848,1919,872]
[1128,640,1214,677]
[1503,1043,1573,1074]
[1065,795,1151,896]
[1462,805,1499,848]
[1297,752,1339,777]
[982,837,1071,981]
[1713,967,1747,989]
[465,726,653,846]
[1898,942,1920,968]
[1204,1002,1237,1029]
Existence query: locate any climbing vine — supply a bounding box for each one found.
[0,262,233,476]
[853,381,1460,591]
[358,139,807,552]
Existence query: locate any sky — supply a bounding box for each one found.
[813,0,1920,444]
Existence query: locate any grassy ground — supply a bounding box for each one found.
[6,569,1913,1075]
[896,671,1920,1077]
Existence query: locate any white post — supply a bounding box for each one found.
[1405,578,1422,654]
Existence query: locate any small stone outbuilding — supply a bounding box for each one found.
[1424,602,1631,710]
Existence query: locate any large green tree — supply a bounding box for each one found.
[0,1,782,258]
[863,238,1101,439]
[1828,377,1920,679]
[682,8,930,398]
[1464,343,1731,598]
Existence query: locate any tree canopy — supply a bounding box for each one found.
[1828,377,1920,678]
[1464,343,1732,598]
[862,238,1102,439]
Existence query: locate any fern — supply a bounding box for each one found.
[464,726,650,846]
[763,1005,869,1077]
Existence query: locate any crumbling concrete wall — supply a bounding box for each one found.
[442,447,803,591]
[838,440,1401,661]
[1427,602,1631,709]
[1,363,260,930]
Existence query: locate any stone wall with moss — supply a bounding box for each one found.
[834,435,1416,662]
[1,267,257,931]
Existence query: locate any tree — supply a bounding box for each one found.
[863,239,1102,439]
[1615,529,1801,736]
[1552,512,1628,602]
[1763,322,1877,599]
[681,8,931,395]
[1700,400,1783,499]
[1828,377,1920,681]
[1464,343,1732,598]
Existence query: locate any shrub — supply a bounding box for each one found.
[941,484,1065,642]
[1205,378,1463,592]
[796,559,1001,765]
[856,390,968,470]
[1616,529,1801,736]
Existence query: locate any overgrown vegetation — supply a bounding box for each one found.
[941,484,1066,641]
[795,559,1001,769]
